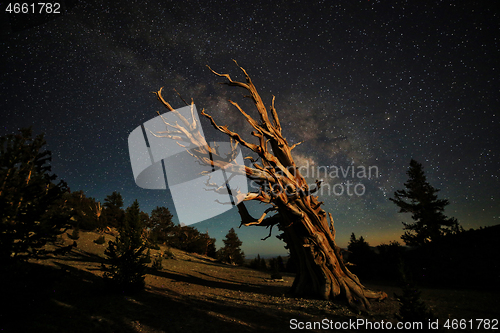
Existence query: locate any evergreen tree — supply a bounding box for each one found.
[146,206,174,244]
[376,241,406,281]
[164,224,216,256]
[347,233,371,254]
[65,190,101,231]
[390,159,460,246]
[103,199,147,292]
[217,228,245,265]
[139,211,156,248]
[249,254,262,270]
[206,236,217,258]
[347,233,376,279]
[276,255,285,272]
[102,191,125,228]
[260,256,267,270]
[0,128,71,263]
[269,257,283,279]
[395,259,436,324]
[139,211,150,230]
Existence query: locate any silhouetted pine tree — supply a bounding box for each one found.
[217,228,245,265]
[65,190,101,231]
[347,233,376,279]
[396,259,436,325]
[250,254,262,270]
[276,256,285,272]
[376,241,406,281]
[206,236,217,258]
[390,159,460,246]
[0,128,71,264]
[269,257,283,279]
[102,191,125,228]
[146,206,174,244]
[167,225,214,255]
[103,199,146,292]
[260,256,268,270]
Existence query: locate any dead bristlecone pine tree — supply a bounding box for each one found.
[151,61,387,312]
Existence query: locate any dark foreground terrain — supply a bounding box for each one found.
[1,230,498,332]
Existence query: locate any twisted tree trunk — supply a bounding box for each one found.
[279,201,385,311]
[152,61,386,312]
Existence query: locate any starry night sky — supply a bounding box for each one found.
[1,0,498,257]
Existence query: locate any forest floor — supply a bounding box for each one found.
[1,229,498,332]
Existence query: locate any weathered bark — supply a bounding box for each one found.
[153,60,386,312]
[278,201,386,311]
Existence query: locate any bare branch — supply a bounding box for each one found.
[153,87,175,111]
[237,204,278,227]
[290,141,302,150]
[173,88,190,106]
[269,95,281,132]
[149,62,388,312]
[261,224,275,241]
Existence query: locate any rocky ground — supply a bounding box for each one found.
[1,230,498,332]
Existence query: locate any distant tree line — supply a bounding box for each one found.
[3,129,496,296]
[249,255,287,273]
[70,190,219,258]
[1,128,249,292]
[343,159,499,290]
[0,128,219,263]
[346,225,499,288]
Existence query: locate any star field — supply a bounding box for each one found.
[1,0,498,256]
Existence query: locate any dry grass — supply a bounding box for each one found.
[1,229,498,332]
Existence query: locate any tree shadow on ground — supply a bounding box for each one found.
[148,267,289,297]
[47,248,108,264]
[0,260,358,333]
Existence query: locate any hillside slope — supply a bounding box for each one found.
[1,229,497,332]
